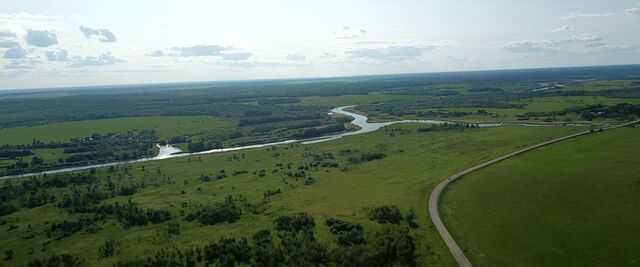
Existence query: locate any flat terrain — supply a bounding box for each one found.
[0,116,235,145]
[297,93,419,106]
[405,96,640,123]
[441,126,640,266]
[0,124,583,266]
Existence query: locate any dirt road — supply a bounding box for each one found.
[429,120,640,267]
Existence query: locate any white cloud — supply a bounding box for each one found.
[170,45,230,57]
[599,45,638,53]
[347,45,434,62]
[559,34,602,43]
[334,26,368,39]
[148,50,165,57]
[561,12,618,19]
[502,35,603,53]
[3,46,28,59]
[562,3,640,19]
[502,40,559,53]
[546,25,575,33]
[79,26,116,42]
[68,52,124,67]
[25,29,58,47]
[625,7,640,15]
[0,32,16,37]
[4,58,40,69]
[0,31,19,48]
[45,49,69,61]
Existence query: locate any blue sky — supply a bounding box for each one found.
[1,0,639,89]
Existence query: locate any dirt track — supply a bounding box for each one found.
[428,120,640,267]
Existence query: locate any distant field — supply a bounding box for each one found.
[441,127,640,266]
[0,123,583,266]
[563,79,639,92]
[407,96,640,122]
[0,116,235,145]
[297,93,419,106]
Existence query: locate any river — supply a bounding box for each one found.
[0,105,571,180]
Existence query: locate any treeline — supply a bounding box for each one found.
[291,124,346,139]
[238,114,324,126]
[113,212,418,267]
[0,173,98,217]
[1,130,157,175]
[416,123,480,133]
[517,103,640,121]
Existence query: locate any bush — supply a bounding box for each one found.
[274,212,315,233]
[99,240,117,259]
[326,218,364,246]
[369,205,403,224]
[185,196,241,225]
[167,222,181,236]
[27,253,83,267]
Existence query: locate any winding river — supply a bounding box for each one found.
[0,106,568,180]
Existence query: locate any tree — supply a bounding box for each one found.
[4,249,14,261]
[99,240,117,259]
[31,156,44,165]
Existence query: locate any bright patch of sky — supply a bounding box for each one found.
[1,0,639,89]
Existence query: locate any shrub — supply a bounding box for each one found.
[185,196,241,225]
[274,212,315,233]
[369,205,403,224]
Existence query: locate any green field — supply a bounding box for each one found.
[406,96,640,122]
[0,116,235,145]
[298,93,420,106]
[441,126,640,266]
[0,123,584,266]
[562,79,639,92]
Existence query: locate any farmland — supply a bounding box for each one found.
[441,126,640,266]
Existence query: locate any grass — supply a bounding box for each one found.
[0,116,235,145]
[563,79,639,92]
[297,93,420,106]
[0,124,584,266]
[406,96,640,122]
[441,126,640,266]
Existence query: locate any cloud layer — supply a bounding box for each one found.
[79,26,116,42]
[25,30,58,47]
[69,52,124,67]
[3,46,27,59]
[347,45,433,62]
[45,49,69,61]
[170,45,230,57]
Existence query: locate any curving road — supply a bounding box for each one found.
[429,119,640,267]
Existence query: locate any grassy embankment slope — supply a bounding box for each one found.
[441,126,640,266]
[0,123,582,266]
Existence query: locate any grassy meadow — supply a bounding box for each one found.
[0,123,584,266]
[0,116,235,145]
[441,126,640,266]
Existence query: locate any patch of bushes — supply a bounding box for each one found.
[185,196,241,225]
[369,205,403,224]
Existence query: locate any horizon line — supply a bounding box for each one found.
[2,63,639,92]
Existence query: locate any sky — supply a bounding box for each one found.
[0,0,639,90]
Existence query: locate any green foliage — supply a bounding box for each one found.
[98,240,116,259]
[274,212,315,233]
[185,196,241,225]
[27,253,83,267]
[369,205,404,224]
